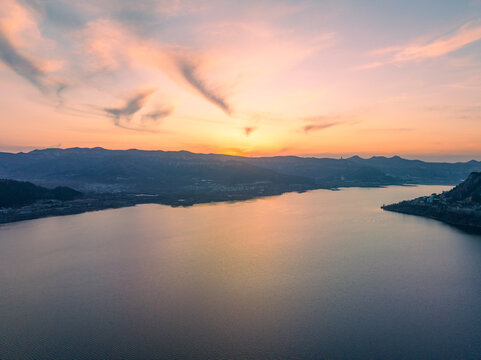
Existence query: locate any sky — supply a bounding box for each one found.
[0,0,480,160]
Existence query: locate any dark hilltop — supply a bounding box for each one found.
[382,172,481,229]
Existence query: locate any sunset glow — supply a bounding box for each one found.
[1,0,480,160]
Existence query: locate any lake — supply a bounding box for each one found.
[1,186,480,359]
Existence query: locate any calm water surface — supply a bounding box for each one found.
[1,186,481,359]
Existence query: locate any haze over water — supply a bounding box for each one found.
[1,186,481,359]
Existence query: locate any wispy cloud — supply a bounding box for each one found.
[141,109,173,123]
[301,113,343,133]
[103,88,173,131]
[303,122,339,134]
[0,28,47,91]
[175,56,231,115]
[243,126,256,136]
[0,0,67,97]
[104,89,156,123]
[359,20,481,69]
[79,18,233,115]
[423,105,481,120]
[299,112,363,134]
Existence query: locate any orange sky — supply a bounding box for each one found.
[0,0,480,160]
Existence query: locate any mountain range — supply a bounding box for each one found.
[0,147,480,194]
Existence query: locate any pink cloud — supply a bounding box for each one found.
[359,20,481,69]
[79,18,232,115]
[78,16,335,117]
[0,0,65,92]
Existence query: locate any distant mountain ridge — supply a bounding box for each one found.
[0,147,480,194]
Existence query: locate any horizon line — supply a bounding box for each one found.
[1,146,480,164]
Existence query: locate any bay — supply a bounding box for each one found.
[1,186,480,359]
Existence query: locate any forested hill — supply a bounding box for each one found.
[443,172,481,204]
[0,179,82,208]
[382,172,481,229]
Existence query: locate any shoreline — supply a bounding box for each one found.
[0,183,410,225]
[1,183,460,226]
[0,186,321,225]
[382,203,481,232]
